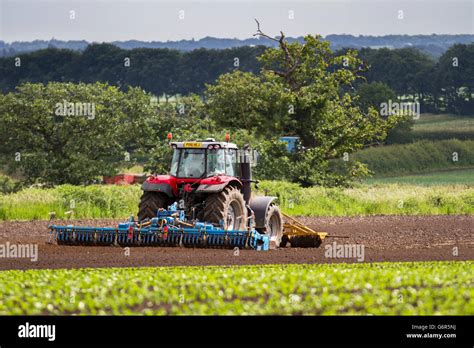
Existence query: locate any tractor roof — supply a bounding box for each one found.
[171,140,238,150]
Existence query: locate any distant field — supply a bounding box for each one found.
[0,262,471,315]
[413,113,474,131]
[353,139,474,177]
[363,169,474,185]
[411,114,474,141]
[259,181,474,217]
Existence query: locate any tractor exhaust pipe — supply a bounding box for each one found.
[240,145,252,205]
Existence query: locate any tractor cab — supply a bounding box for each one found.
[169,139,239,179]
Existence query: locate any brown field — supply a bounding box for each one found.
[0,215,472,270]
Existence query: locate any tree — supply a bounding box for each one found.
[357,82,413,144]
[436,43,474,115]
[357,81,396,112]
[206,21,401,185]
[143,94,216,174]
[359,47,435,97]
[0,82,156,185]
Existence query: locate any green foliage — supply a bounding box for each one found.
[0,82,157,185]
[0,175,21,194]
[0,45,266,96]
[356,44,474,115]
[206,34,401,186]
[2,43,473,115]
[357,81,397,111]
[357,82,414,144]
[353,140,474,177]
[0,262,472,315]
[142,94,220,174]
[251,139,293,181]
[436,44,474,114]
[206,71,289,135]
[359,47,436,96]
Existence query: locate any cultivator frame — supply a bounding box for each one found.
[48,207,327,250]
[49,205,269,250]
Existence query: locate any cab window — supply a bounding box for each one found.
[207,149,226,176]
[225,149,238,176]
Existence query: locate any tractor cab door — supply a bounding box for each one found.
[207,149,226,176]
[224,148,239,177]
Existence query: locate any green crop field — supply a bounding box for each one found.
[409,114,474,141]
[363,169,474,185]
[352,139,474,177]
[0,262,472,315]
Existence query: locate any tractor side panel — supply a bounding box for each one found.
[195,177,242,194]
[195,182,228,193]
[249,196,277,229]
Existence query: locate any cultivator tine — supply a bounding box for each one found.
[49,208,331,250]
[49,212,270,250]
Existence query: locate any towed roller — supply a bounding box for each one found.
[280,213,327,248]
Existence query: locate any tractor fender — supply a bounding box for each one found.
[141,181,174,197]
[196,177,242,194]
[249,196,277,229]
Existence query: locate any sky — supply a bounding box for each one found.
[1,0,473,42]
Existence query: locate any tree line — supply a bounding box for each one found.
[1,33,402,187]
[0,44,266,97]
[1,42,473,115]
[2,34,472,57]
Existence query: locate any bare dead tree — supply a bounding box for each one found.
[253,19,301,89]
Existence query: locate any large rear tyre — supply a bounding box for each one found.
[199,186,248,230]
[138,191,168,221]
[258,203,283,249]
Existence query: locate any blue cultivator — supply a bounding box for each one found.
[48,205,269,251]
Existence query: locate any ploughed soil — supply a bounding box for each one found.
[0,215,472,270]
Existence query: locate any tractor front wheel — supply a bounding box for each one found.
[138,191,168,221]
[199,186,248,230]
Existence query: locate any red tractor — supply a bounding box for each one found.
[138,137,284,248]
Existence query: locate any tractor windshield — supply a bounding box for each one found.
[170,148,237,178]
[171,149,206,178]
